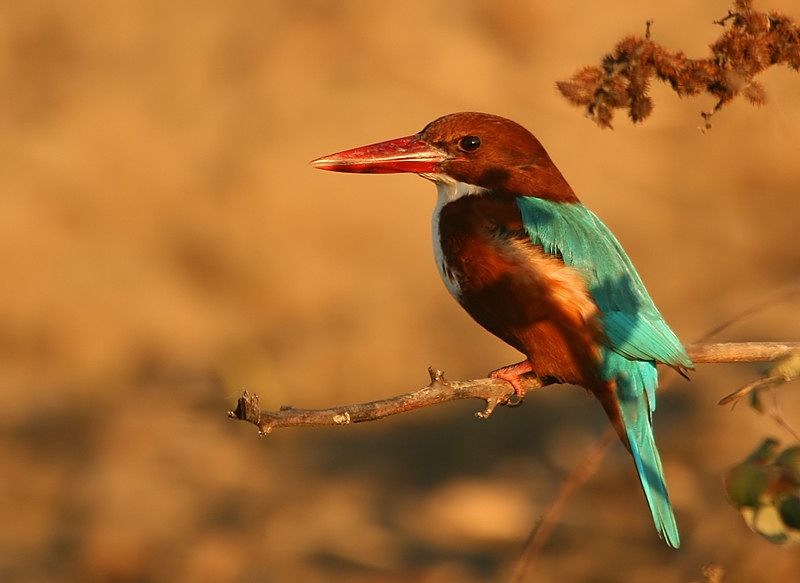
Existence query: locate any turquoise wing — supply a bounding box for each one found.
[515,197,692,370]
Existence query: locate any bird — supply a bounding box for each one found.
[311,112,692,547]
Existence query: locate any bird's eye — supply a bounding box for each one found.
[458,135,481,152]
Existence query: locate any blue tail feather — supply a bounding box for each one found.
[604,352,680,548]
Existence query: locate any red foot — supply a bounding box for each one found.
[489,360,534,398]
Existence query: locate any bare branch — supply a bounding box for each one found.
[228,342,800,435]
[228,367,543,435]
[686,342,800,363]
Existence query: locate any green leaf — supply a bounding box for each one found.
[776,446,800,487]
[778,495,800,530]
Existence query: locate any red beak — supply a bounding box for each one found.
[310,134,447,174]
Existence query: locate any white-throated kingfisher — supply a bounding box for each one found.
[311,112,692,547]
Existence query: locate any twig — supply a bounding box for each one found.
[768,387,800,442]
[510,428,616,583]
[228,342,800,434]
[698,281,799,341]
[717,373,794,406]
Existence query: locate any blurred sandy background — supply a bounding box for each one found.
[1,1,799,582]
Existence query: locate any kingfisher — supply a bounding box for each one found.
[311,112,692,547]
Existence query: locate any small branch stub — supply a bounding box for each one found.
[332,412,352,425]
[228,390,267,433]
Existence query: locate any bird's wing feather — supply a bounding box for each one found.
[515,197,692,370]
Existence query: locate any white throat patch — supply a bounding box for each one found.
[426,175,487,298]
[423,173,488,203]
